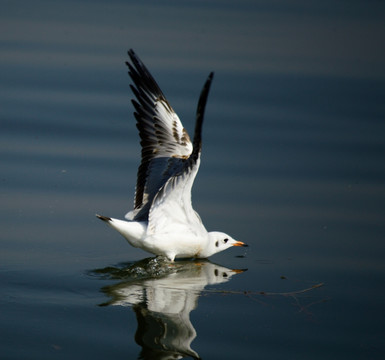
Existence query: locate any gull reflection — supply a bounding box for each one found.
[93,257,246,360]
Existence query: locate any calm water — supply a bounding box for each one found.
[1,1,385,359]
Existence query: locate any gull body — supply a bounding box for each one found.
[96,50,246,261]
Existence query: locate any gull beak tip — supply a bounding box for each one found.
[233,241,248,247]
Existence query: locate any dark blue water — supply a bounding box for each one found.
[1,1,385,359]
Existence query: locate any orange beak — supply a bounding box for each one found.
[232,268,248,274]
[233,241,248,247]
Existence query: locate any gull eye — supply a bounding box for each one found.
[224,238,229,243]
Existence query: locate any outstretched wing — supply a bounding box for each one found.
[148,72,214,235]
[125,49,193,221]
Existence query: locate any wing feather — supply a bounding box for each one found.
[148,72,214,234]
[125,50,193,221]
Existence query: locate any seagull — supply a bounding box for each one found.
[96,49,247,261]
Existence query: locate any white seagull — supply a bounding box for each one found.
[96,49,247,261]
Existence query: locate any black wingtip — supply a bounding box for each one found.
[96,214,112,222]
[192,72,215,158]
[125,49,165,103]
[198,72,215,119]
[127,48,135,57]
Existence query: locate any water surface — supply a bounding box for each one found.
[1,1,384,359]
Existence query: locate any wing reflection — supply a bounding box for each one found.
[92,257,246,360]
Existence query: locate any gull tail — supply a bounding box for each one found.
[95,214,147,248]
[96,214,112,222]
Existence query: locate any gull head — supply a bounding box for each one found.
[204,231,248,257]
